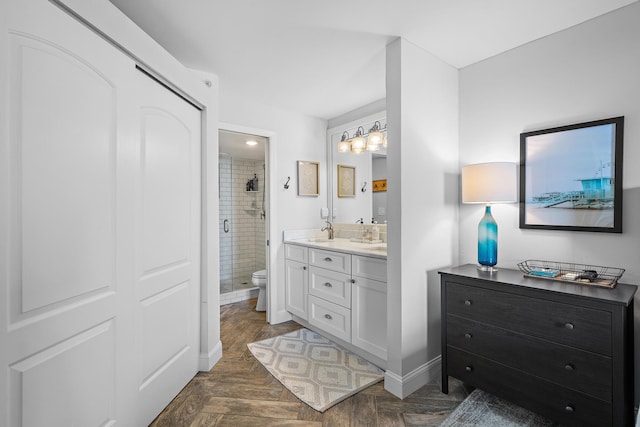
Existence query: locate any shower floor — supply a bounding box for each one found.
[220,274,257,294]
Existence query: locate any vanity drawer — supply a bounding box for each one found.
[353,255,387,282]
[309,248,351,274]
[447,346,612,427]
[308,295,351,342]
[447,315,612,400]
[446,282,612,355]
[309,266,351,308]
[285,244,308,263]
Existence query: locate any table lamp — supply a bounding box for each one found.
[462,162,517,271]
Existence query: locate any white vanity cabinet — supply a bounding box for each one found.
[284,242,387,362]
[284,244,309,320]
[351,256,388,360]
[308,248,353,341]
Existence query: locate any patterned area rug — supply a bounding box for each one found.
[247,328,384,412]
[440,389,558,426]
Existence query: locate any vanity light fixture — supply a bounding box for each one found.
[350,127,366,154]
[337,131,351,153]
[246,140,258,146]
[338,121,388,154]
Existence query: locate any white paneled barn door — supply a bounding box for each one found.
[134,70,201,425]
[1,0,202,425]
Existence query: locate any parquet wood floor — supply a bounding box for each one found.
[150,298,468,426]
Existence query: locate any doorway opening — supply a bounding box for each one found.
[218,129,269,308]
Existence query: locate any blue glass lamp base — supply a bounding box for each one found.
[477,205,499,273]
[477,264,499,272]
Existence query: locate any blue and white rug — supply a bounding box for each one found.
[441,389,558,426]
[247,328,384,412]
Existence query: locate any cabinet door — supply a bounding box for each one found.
[352,277,387,359]
[285,259,308,320]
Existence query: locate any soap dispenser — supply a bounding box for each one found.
[372,220,379,241]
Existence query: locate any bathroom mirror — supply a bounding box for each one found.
[327,113,387,224]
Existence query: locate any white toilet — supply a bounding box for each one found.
[252,269,267,311]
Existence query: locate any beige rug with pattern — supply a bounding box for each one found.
[247,328,384,412]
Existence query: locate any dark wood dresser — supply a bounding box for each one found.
[440,264,636,427]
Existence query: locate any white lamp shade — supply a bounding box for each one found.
[462,162,517,203]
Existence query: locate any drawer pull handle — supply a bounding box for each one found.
[565,322,574,330]
[464,333,472,339]
[303,266,307,270]
[564,364,575,371]
[564,404,574,413]
[324,282,333,288]
[465,366,473,372]
[324,314,333,320]
[350,279,356,284]
[324,257,333,262]
[464,300,472,306]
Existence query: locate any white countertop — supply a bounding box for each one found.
[283,237,387,259]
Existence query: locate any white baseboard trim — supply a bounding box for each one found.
[269,308,293,325]
[384,356,442,399]
[198,340,222,372]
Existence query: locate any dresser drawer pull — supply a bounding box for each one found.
[465,366,473,372]
[324,257,333,262]
[565,322,575,330]
[464,300,472,306]
[564,363,575,371]
[324,282,333,288]
[324,314,333,320]
[464,333,472,339]
[564,404,575,413]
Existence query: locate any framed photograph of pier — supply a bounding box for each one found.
[519,116,624,233]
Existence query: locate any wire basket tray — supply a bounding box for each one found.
[517,260,625,289]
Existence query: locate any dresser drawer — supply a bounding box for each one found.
[309,248,351,274]
[309,266,351,308]
[447,346,612,427]
[446,282,612,355]
[308,295,351,342]
[284,243,308,263]
[447,315,612,400]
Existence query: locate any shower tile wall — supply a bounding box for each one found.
[219,155,233,289]
[219,155,266,293]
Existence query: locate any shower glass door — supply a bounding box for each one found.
[219,153,266,294]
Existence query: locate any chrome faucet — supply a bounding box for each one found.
[321,221,334,240]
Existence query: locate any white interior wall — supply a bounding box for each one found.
[219,94,328,324]
[385,37,459,398]
[459,1,640,396]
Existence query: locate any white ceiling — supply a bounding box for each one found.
[109,0,638,120]
[219,130,267,161]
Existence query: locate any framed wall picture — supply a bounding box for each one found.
[519,116,624,232]
[337,164,355,198]
[297,160,320,196]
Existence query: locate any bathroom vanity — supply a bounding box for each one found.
[284,234,388,367]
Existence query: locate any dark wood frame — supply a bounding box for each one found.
[519,117,624,233]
